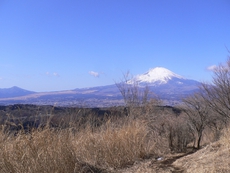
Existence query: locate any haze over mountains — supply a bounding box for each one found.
[0,67,201,107]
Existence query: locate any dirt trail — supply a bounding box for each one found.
[115,150,196,173]
[153,153,191,173]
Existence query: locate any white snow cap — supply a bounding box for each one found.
[134,67,184,84]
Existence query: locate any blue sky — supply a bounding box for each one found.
[0,0,230,92]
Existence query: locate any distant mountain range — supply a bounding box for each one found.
[0,67,201,107]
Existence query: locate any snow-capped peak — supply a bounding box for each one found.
[132,67,184,84]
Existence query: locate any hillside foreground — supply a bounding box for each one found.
[116,141,230,173]
[0,105,229,173]
[116,128,230,173]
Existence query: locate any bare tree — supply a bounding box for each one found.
[116,71,161,117]
[200,57,230,121]
[116,71,150,107]
[181,92,212,149]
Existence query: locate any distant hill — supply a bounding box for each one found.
[0,67,201,107]
[0,86,35,98]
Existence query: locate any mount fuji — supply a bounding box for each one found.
[126,67,200,103]
[0,67,201,106]
[132,67,184,84]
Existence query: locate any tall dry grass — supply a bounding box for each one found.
[0,116,159,173]
[0,128,79,173]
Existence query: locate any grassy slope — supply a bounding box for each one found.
[0,108,229,173]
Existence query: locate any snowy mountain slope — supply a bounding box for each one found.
[130,67,184,84]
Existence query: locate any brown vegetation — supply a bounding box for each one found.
[0,112,166,173]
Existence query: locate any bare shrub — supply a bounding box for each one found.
[180,92,213,149]
[168,114,194,152]
[116,71,161,119]
[116,71,149,107]
[157,109,194,153]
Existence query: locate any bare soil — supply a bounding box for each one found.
[113,149,196,173]
[112,141,230,173]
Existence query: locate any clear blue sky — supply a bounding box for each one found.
[0,0,230,92]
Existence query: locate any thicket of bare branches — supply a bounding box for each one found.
[200,57,230,121]
[116,71,162,117]
[179,56,230,149]
[116,71,150,107]
[181,93,213,149]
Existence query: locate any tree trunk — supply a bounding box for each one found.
[197,131,202,149]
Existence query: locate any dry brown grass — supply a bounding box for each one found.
[0,116,158,173]
[74,119,156,169]
[0,128,79,173]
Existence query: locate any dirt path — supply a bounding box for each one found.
[153,153,189,173]
[114,151,196,173]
